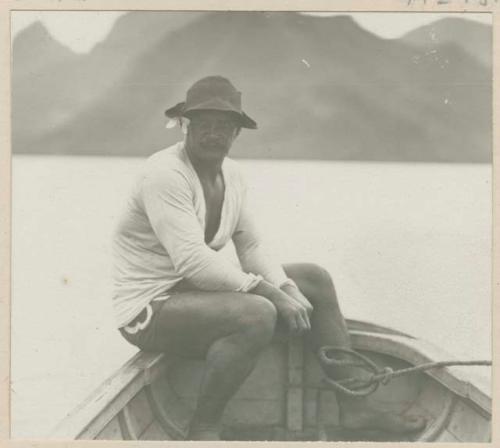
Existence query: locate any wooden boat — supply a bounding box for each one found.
[51,319,491,442]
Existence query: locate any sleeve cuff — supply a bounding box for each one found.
[237,273,264,292]
[279,278,297,289]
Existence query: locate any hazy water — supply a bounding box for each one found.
[11,156,492,438]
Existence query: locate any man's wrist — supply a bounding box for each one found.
[280,278,297,290]
[251,279,289,305]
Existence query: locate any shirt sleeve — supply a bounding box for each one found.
[141,167,261,292]
[232,178,288,287]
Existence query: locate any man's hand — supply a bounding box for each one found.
[251,280,311,334]
[281,283,313,317]
[274,293,311,334]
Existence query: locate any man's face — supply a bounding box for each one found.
[185,110,241,163]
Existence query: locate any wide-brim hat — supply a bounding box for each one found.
[165,76,257,129]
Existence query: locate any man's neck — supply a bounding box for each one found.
[187,152,223,183]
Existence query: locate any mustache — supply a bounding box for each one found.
[201,136,225,146]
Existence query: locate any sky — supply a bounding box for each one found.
[11,11,492,54]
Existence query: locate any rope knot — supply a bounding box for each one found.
[379,366,394,385]
[318,345,491,398]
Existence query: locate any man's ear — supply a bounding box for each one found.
[181,117,190,135]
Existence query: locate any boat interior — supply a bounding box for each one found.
[52,320,491,442]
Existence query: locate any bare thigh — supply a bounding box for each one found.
[120,263,331,357]
[127,291,275,359]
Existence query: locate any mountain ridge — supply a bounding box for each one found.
[401,17,491,68]
[12,12,492,162]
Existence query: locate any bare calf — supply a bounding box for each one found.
[133,291,277,439]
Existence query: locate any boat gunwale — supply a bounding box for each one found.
[50,352,165,439]
[349,330,491,414]
[49,319,491,440]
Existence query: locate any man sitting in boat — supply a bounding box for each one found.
[112,75,426,440]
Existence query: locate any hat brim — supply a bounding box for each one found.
[165,101,257,130]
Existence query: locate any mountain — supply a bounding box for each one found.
[12,22,80,147]
[12,21,77,77]
[401,17,492,68]
[12,12,202,153]
[13,12,492,162]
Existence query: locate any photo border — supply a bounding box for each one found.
[0,0,498,447]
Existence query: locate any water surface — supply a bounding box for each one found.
[11,156,492,438]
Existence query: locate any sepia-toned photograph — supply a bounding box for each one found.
[9,8,492,443]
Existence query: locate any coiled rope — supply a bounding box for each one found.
[318,346,492,398]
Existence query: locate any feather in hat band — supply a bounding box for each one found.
[164,76,257,130]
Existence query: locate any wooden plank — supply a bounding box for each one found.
[52,321,491,441]
[303,387,318,428]
[286,388,303,432]
[447,398,491,442]
[346,319,415,338]
[140,420,170,441]
[124,390,154,437]
[288,337,304,386]
[118,407,137,440]
[414,375,449,417]
[435,429,460,442]
[222,424,278,441]
[416,394,455,442]
[118,406,139,440]
[223,398,283,427]
[286,336,304,432]
[350,330,491,414]
[51,351,164,439]
[78,379,146,439]
[95,416,123,440]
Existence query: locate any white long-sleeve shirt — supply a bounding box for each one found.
[112,141,288,328]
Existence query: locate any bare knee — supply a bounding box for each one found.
[237,294,277,347]
[289,263,337,308]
